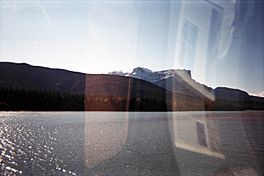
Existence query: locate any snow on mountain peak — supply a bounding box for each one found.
[131,67,153,74]
[109,67,192,83]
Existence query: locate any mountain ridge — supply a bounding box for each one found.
[110,67,213,100]
[0,62,263,111]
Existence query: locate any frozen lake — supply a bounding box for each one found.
[0,111,264,176]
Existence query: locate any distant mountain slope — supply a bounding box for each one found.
[0,62,85,94]
[251,91,264,97]
[213,87,264,110]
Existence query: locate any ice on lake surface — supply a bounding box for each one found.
[0,111,264,176]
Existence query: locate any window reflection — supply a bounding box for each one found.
[179,18,198,70]
[171,112,263,176]
[172,113,224,159]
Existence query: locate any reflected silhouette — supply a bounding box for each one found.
[171,113,224,159]
[171,112,263,176]
[83,112,180,175]
[81,112,264,176]
[84,113,128,169]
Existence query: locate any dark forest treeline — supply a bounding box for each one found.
[213,97,264,111]
[0,87,210,111]
[1,87,263,111]
[0,87,169,111]
[85,96,168,111]
[0,87,84,111]
[0,88,169,111]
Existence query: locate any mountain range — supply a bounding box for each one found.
[109,67,213,100]
[0,62,264,111]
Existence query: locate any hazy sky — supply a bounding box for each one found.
[0,0,173,73]
[0,0,263,94]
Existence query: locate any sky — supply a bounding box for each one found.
[0,0,263,94]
